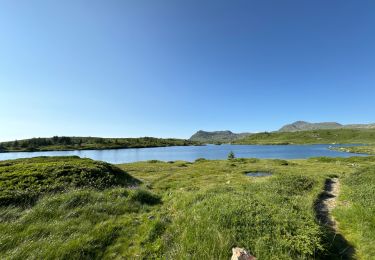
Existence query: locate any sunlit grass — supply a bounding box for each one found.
[1,156,375,258]
[334,166,375,259]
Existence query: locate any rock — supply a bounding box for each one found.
[231,247,256,260]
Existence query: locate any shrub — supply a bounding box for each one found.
[227,151,235,160]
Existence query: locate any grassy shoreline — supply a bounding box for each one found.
[330,145,375,155]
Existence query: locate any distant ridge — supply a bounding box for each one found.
[190,121,375,143]
[278,121,343,132]
[189,130,252,143]
[278,121,375,132]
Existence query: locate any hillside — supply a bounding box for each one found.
[189,130,251,143]
[189,121,375,144]
[234,128,375,145]
[278,121,343,132]
[0,136,198,153]
[278,121,375,132]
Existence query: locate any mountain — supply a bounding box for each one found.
[278,121,375,132]
[189,130,252,143]
[278,121,343,132]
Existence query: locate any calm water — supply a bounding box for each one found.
[246,172,273,177]
[0,144,365,164]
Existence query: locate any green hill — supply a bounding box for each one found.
[0,156,139,206]
[0,157,161,259]
[278,121,343,132]
[234,128,375,145]
[278,121,375,132]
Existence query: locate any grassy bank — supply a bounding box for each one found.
[234,128,375,145]
[0,136,198,153]
[331,145,375,155]
[1,156,375,258]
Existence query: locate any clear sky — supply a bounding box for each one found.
[1,0,375,141]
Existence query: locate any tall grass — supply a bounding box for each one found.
[162,175,323,259]
[0,188,160,259]
[334,166,375,259]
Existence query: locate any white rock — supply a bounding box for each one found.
[231,247,256,260]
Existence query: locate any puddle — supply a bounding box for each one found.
[246,172,272,177]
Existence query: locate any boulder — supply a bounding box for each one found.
[231,247,256,260]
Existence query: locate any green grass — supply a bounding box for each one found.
[0,156,138,206]
[0,136,199,153]
[1,156,375,258]
[333,166,375,259]
[234,128,375,145]
[0,156,162,259]
[331,145,375,155]
[0,188,161,259]
[120,157,375,259]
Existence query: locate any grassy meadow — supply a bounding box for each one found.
[234,128,375,145]
[0,156,375,259]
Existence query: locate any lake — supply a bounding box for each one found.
[0,144,365,164]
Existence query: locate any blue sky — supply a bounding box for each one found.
[1,0,375,141]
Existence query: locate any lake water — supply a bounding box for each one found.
[0,144,365,164]
[246,172,273,177]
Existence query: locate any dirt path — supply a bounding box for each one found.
[315,178,355,259]
[315,178,340,228]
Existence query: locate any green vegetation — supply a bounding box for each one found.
[0,156,138,206]
[0,136,198,153]
[1,156,375,258]
[189,121,375,144]
[0,157,161,259]
[334,166,375,259]
[189,130,251,143]
[278,121,343,132]
[235,128,375,145]
[227,151,235,159]
[331,145,375,155]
